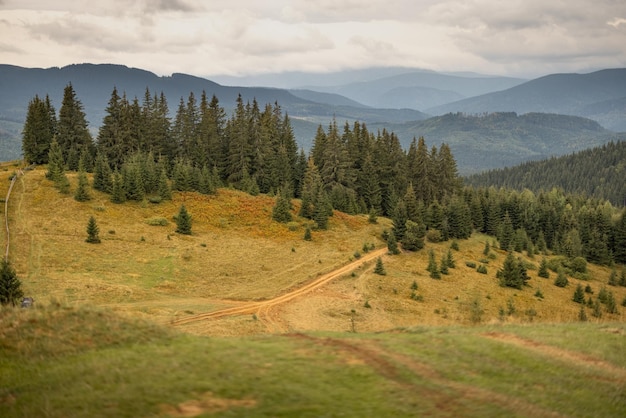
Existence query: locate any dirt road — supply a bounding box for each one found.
[171,247,388,330]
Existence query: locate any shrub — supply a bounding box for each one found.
[426,229,442,243]
[465,261,477,269]
[146,217,168,226]
[477,264,488,274]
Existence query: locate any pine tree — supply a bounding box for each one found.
[440,253,449,275]
[85,216,101,244]
[497,252,526,289]
[572,284,585,303]
[445,249,455,268]
[554,270,569,287]
[93,152,112,193]
[56,83,93,169]
[74,161,91,202]
[175,205,192,235]
[46,139,65,182]
[272,189,293,223]
[303,226,312,241]
[538,257,550,278]
[400,220,426,251]
[22,94,56,164]
[608,270,618,286]
[374,257,386,275]
[157,168,172,201]
[387,232,400,255]
[392,199,408,241]
[0,260,24,306]
[578,305,588,321]
[110,171,126,204]
[605,291,618,314]
[427,249,440,279]
[620,270,626,287]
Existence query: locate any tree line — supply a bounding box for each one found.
[21,84,626,266]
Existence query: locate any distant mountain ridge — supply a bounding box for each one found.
[0,63,623,175]
[427,69,626,131]
[368,112,621,174]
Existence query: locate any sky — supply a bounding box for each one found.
[1,0,625,81]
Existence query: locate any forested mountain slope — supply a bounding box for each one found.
[370,112,622,174]
[466,140,626,206]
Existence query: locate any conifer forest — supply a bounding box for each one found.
[21,84,626,266]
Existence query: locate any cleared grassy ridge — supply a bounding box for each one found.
[1,303,625,417]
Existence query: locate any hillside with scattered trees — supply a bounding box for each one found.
[18,84,626,270]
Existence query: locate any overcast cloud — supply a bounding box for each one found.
[1,0,624,79]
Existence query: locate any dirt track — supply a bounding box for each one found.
[171,247,388,330]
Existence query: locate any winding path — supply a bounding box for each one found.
[171,247,387,329]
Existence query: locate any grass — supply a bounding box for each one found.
[1,302,624,417]
[1,165,625,416]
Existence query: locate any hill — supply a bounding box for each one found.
[466,140,626,206]
[2,165,624,332]
[427,69,626,131]
[1,164,625,417]
[370,112,623,175]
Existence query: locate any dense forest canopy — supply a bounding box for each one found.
[20,84,626,266]
[466,140,626,207]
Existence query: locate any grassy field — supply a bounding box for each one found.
[1,303,624,417]
[0,164,625,416]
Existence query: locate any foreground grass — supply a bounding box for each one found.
[1,303,625,417]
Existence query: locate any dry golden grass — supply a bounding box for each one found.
[3,166,625,335]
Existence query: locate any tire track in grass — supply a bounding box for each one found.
[287,334,567,418]
[482,332,626,381]
[171,248,387,327]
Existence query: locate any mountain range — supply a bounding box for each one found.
[1,63,625,174]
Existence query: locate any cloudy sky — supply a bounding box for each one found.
[1,0,625,80]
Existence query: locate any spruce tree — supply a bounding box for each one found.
[110,171,126,204]
[74,162,91,202]
[56,83,93,169]
[605,291,618,314]
[578,305,587,321]
[538,257,550,278]
[427,250,440,279]
[85,216,101,244]
[0,260,24,306]
[497,252,525,289]
[554,270,569,287]
[374,257,386,275]
[157,169,172,201]
[271,189,292,223]
[392,199,408,241]
[401,220,426,251]
[572,284,585,303]
[22,94,55,164]
[440,254,449,275]
[46,139,65,182]
[303,226,312,241]
[93,152,112,193]
[445,249,455,269]
[175,205,192,235]
[608,270,618,286]
[387,232,400,255]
